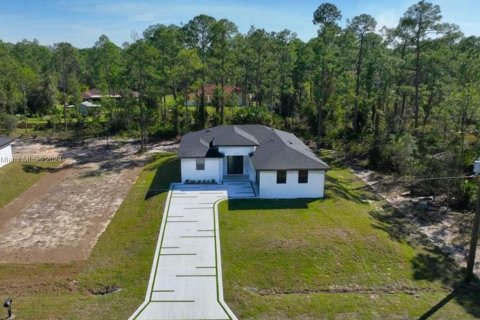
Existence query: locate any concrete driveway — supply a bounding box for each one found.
[130,182,254,320]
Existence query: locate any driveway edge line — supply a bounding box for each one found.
[213,198,238,320]
[129,184,174,320]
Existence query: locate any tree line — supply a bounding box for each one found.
[1,1,480,207]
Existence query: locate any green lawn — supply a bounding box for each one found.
[0,161,60,209]
[2,153,479,319]
[219,166,480,319]
[0,153,179,319]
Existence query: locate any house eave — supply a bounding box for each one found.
[0,138,14,149]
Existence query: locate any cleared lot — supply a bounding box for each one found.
[0,139,147,263]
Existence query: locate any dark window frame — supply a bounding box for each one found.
[276,170,287,184]
[298,170,308,183]
[196,158,205,171]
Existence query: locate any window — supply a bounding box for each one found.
[196,158,205,170]
[298,170,308,183]
[276,170,286,184]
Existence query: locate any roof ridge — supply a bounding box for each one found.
[233,126,259,145]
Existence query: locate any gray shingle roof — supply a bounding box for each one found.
[0,136,13,149]
[178,125,329,170]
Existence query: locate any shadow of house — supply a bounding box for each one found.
[326,175,381,204]
[145,156,180,200]
[227,198,316,211]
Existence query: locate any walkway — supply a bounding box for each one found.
[130,181,255,320]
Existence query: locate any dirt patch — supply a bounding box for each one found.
[247,284,436,296]
[264,238,310,250]
[0,138,173,264]
[352,168,480,276]
[89,284,122,296]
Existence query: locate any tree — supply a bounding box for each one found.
[312,3,342,137]
[400,0,446,129]
[347,14,376,134]
[144,24,183,102]
[183,15,216,129]
[17,66,38,131]
[313,3,342,28]
[93,35,122,94]
[51,42,79,131]
[172,48,202,133]
[123,37,158,151]
[211,19,238,124]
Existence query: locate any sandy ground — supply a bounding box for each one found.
[354,168,480,275]
[0,138,178,264]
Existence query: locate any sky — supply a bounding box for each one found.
[0,0,478,48]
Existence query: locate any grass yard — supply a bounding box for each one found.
[219,165,480,319]
[0,153,179,319]
[0,161,60,209]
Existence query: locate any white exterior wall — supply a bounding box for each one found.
[0,144,13,168]
[180,158,222,183]
[219,146,255,177]
[247,158,256,182]
[258,170,325,198]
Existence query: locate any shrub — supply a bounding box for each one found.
[0,113,16,134]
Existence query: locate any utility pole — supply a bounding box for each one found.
[466,161,480,282]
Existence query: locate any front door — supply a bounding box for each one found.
[227,156,243,174]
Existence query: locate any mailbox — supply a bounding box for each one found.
[3,297,12,318]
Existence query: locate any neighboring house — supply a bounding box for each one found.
[82,88,139,102]
[67,101,101,115]
[82,88,105,101]
[187,84,245,106]
[0,136,13,168]
[82,88,121,101]
[77,101,101,115]
[178,125,330,198]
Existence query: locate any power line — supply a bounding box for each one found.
[397,174,476,183]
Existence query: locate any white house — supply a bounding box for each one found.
[178,125,330,199]
[0,136,13,168]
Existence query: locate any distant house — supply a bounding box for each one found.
[67,101,101,115]
[82,88,106,101]
[178,125,330,198]
[82,88,139,102]
[78,101,101,115]
[187,84,245,106]
[0,136,13,168]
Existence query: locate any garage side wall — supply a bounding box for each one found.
[0,145,13,168]
[258,170,325,198]
[180,158,222,183]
